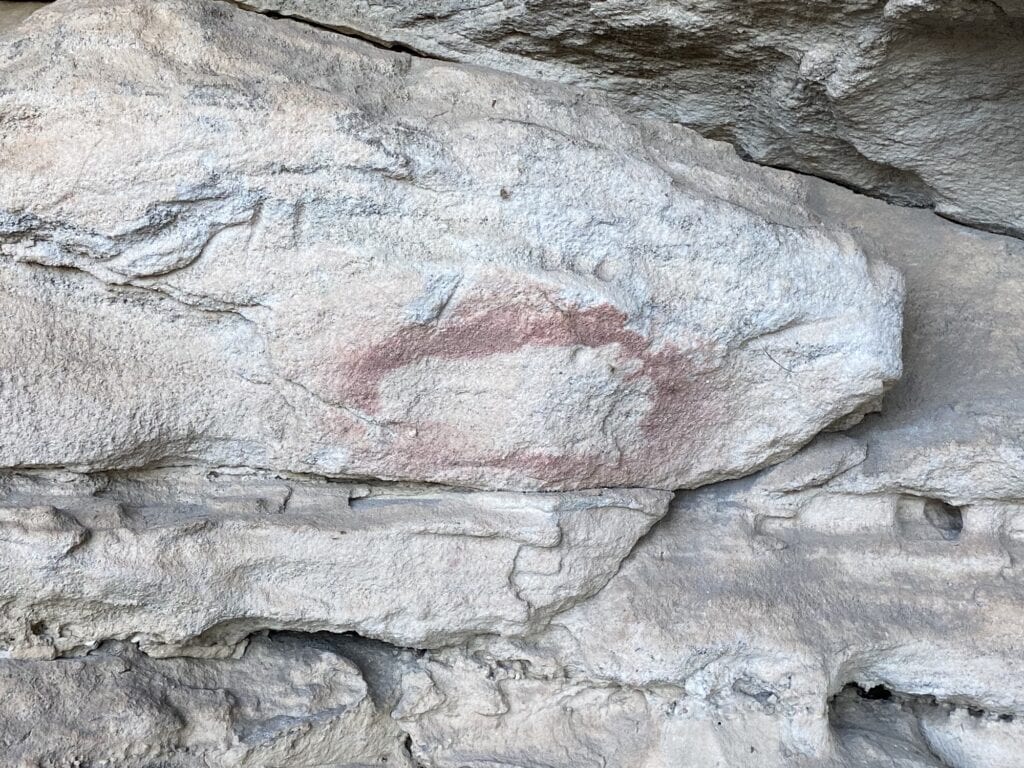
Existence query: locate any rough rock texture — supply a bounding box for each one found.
[243,0,1024,238]
[0,0,1021,765]
[0,633,412,766]
[636,128,1024,506]
[0,470,668,657]
[0,0,902,491]
[437,454,1024,766]
[378,153,1024,768]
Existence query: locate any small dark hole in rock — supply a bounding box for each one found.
[999,713,1015,722]
[923,499,964,540]
[856,684,893,701]
[29,621,46,636]
[968,707,985,718]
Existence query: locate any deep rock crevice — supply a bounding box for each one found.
[225,0,445,59]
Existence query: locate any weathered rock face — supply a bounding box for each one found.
[0,633,412,767]
[381,148,1024,768]
[0,0,901,491]
[245,0,1024,238]
[0,470,668,657]
[0,0,1021,765]
[445,454,1024,766]
[808,179,1024,504]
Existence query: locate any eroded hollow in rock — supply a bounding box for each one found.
[830,682,1022,768]
[896,496,965,542]
[923,499,965,541]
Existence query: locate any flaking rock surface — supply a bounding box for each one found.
[0,0,901,491]
[0,151,1018,767]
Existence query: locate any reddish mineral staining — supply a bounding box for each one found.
[322,282,722,487]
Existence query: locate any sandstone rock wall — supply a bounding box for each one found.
[242,0,1024,237]
[0,0,1020,765]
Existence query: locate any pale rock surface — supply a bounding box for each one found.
[0,0,1021,765]
[831,686,1024,768]
[0,0,902,491]
[0,469,668,656]
[803,180,1024,504]
[0,633,412,767]
[243,0,1024,237]
[656,128,1024,504]
[385,188,1024,766]
[396,444,1024,767]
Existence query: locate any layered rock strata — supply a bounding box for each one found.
[0,471,668,657]
[241,0,1024,238]
[0,0,1020,766]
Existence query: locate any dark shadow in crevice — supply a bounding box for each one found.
[896,496,964,542]
[223,0,446,60]
[829,682,1018,768]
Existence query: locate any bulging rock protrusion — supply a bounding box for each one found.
[0,0,902,491]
